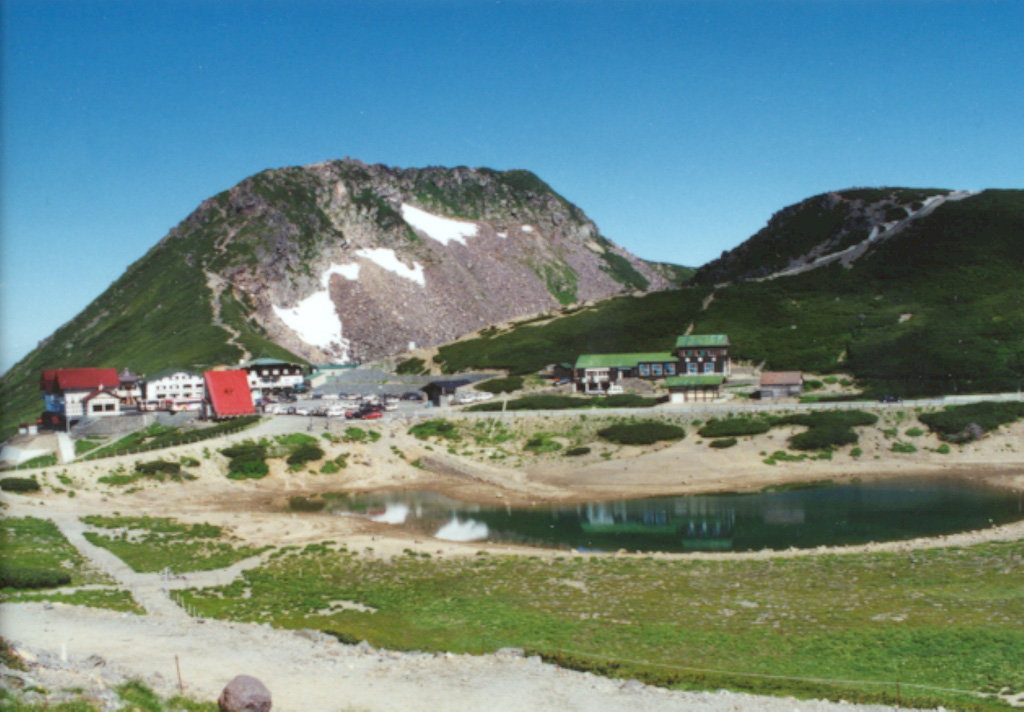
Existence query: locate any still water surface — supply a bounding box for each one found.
[323,476,1024,552]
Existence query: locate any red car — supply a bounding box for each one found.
[360,410,383,420]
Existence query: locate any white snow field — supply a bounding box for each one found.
[272,262,359,352]
[401,203,479,245]
[354,248,426,286]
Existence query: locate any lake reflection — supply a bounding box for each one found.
[322,476,1023,552]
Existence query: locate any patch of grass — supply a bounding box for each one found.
[84,416,261,460]
[80,516,270,574]
[0,518,114,606]
[16,454,57,469]
[523,434,562,454]
[564,446,591,457]
[180,539,1024,711]
[892,442,918,454]
[698,417,771,438]
[8,588,144,614]
[597,421,685,445]
[709,438,738,449]
[408,419,461,441]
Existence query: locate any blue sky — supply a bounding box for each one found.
[3,0,1022,373]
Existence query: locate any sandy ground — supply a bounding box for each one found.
[2,412,1022,710]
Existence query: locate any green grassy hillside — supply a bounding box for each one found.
[437,190,1024,396]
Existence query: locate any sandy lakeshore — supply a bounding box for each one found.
[2,413,1022,711]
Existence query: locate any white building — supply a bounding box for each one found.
[142,368,205,411]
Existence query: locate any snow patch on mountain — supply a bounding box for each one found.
[354,248,426,286]
[401,203,478,245]
[272,262,359,354]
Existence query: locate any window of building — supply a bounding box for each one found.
[104,403,116,411]
[92,404,103,413]
[652,363,663,376]
[687,363,697,374]
[704,362,714,374]
[638,364,650,376]
[665,363,676,375]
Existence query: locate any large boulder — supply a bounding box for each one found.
[218,675,272,712]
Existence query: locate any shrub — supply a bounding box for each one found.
[320,460,340,474]
[409,420,461,441]
[919,402,1024,441]
[597,421,685,445]
[698,418,771,438]
[850,447,863,457]
[395,357,427,375]
[0,477,40,493]
[772,410,877,451]
[892,442,917,454]
[565,446,591,457]
[287,444,324,466]
[226,461,269,480]
[936,443,951,454]
[476,376,524,394]
[804,379,824,391]
[135,461,182,476]
[709,438,738,449]
[594,394,659,408]
[179,456,200,467]
[0,565,71,589]
[904,427,924,437]
[524,435,562,454]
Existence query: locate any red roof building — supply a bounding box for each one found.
[204,370,255,418]
[41,368,121,393]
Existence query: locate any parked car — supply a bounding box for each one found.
[360,410,383,420]
[879,395,903,403]
[400,392,423,401]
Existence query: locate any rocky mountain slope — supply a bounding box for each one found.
[691,187,976,284]
[0,159,670,435]
[435,189,1024,397]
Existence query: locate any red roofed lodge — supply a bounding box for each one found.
[40,368,122,426]
[204,370,255,419]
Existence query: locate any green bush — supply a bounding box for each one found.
[395,357,427,375]
[698,418,771,438]
[320,460,341,474]
[226,461,269,480]
[0,477,40,493]
[919,402,1024,441]
[594,394,659,408]
[409,420,461,441]
[772,410,877,451]
[286,444,324,466]
[135,461,182,476]
[524,435,562,454]
[892,442,917,453]
[475,376,524,394]
[0,565,71,589]
[597,421,685,445]
[180,456,200,467]
[564,446,591,457]
[904,427,925,437]
[936,443,951,454]
[709,438,738,449]
[804,379,824,391]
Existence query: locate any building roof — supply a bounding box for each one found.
[424,379,473,393]
[664,375,725,388]
[145,367,200,382]
[204,370,255,417]
[82,388,120,403]
[241,358,304,369]
[118,368,140,384]
[760,371,803,386]
[574,352,677,369]
[675,334,730,349]
[41,368,121,393]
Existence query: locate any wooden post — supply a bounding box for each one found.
[175,655,183,694]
